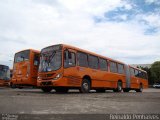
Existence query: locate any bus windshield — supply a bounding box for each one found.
[39,45,62,72]
[14,50,30,63]
[0,65,10,80]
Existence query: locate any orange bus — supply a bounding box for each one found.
[0,64,10,86]
[11,49,40,88]
[37,44,148,93]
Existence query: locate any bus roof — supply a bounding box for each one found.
[0,64,9,67]
[57,44,126,65]
[15,49,40,54]
[41,44,148,73]
[129,65,147,73]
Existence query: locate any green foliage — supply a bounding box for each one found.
[150,61,160,83]
[138,61,160,85]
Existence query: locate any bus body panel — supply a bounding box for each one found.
[0,79,10,86]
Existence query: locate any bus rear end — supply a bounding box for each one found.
[0,65,10,87]
[11,49,40,88]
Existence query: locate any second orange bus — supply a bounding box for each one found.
[11,49,40,88]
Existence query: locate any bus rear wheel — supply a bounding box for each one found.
[18,86,23,89]
[10,83,16,89]
[55,88,69,93]
[136,84,143,92]
[113,81,122,92]
[123,88,130,92]
[79,79,90,93]
[41,87,52,93]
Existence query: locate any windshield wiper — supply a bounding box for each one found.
[48,51,56,63]
[41,51,56,64]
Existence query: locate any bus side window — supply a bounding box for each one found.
[118,63,124,74]
[99,58,108,71]
[130,68,135,76]
[110,61,118,73]
[77,52,88,67]
[34,54,39,66]
[69,52,76,66]
[88,55,98,69]
[135,70,139,77]
[64,50,76,68]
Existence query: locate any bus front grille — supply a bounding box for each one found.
[41,81,52,86]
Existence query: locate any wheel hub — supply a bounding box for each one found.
[83,83,88,91]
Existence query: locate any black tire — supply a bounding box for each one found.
[41,87,52,93]
[114,81,122,92]
[136,84,143,92]
[79,79,91,93]
[55,88,69,93]
[123,88,130,92]
[96,89,106,93]
[10,83,16,89]
[18,86,23,89]
[113,89,118,92]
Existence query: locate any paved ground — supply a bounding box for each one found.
[0,87,160,115]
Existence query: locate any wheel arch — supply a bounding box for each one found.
[117,79,123,88]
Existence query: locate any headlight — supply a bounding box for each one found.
[53,73,62,80]
[37,76,41,80]
[26,74,29,77]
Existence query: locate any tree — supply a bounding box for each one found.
[150,61,160,83]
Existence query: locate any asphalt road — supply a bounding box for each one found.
[0,87,160,115]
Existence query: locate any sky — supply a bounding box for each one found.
[0,0,160,68]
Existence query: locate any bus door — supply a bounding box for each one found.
[31,52,39,84]
[63,49,80,86]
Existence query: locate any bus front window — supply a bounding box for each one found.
[0,65,10,80]
[14,50,30,63]
[39,45,62,72]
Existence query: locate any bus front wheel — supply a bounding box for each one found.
[123,88,130,92]
[79,79,90,93]
[10,83,16,89]
[41,87,52,93]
